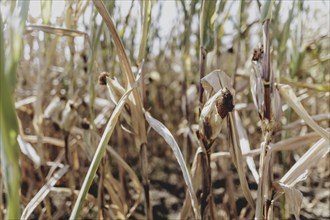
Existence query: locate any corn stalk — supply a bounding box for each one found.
[254,1,276,219]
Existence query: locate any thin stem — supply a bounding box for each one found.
[97,157,106,219]
[199,47,208,109]
[232,0,244,90]
[201,151,215,220]
[262,19,271,120]
[140,143,152,219]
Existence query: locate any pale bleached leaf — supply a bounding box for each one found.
[272,85,282,121]
[15,96,37,108]
[43,96,65,123]
[274,138,330,220]
[17,135,41,167]
[234,111,259,183]
[201,69,233,97]
[145,112,200,219]
[211,130,327,160]
[280,138,329,186]
[279,84,330,142]
[228,113,255,208]
[106,76,125,105]
[60,100,78,132]
[278,183,302,220]
[250,61,264,117]
[21,165,69,220]
[271,131,325,152]
[180,148,203,219]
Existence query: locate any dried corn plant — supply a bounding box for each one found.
[1,0,329,220]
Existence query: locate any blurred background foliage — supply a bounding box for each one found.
[0,0,329,219]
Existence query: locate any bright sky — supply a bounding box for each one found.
[2,0,329,55]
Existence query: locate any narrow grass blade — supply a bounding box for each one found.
[260,0,274,23]
[137,0,152,64]
[21,165,69,220]
[70,87,136,220]
[25,24,89,38]
[0,1,29,219]
[145,112,201,219]
[278,84,330,142]
[200,0,216,52]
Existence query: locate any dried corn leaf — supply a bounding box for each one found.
[278,183,303,220]
[145,112,200,219]
[107,77,126,105]
[15,96,37,108]
[17,135,41,167]
[275,138,329,220]
[272,85,282,122]
[180,148,203,219]
[25,24,88,38]
[280,138,329,186]
[251,59,264,117]
[106,146,143,218]
[228,113,255,208]
[283,113,330,130]
[60,100,78,132]
[101,73,132,126]
[234,111,259,183]
[201,69,233,97]
[43,96,65,123]
[279,84,330,142]
[211,130,326,160]
[271,131,325,152]
[21,165,69,220]
[104,177,126,217]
